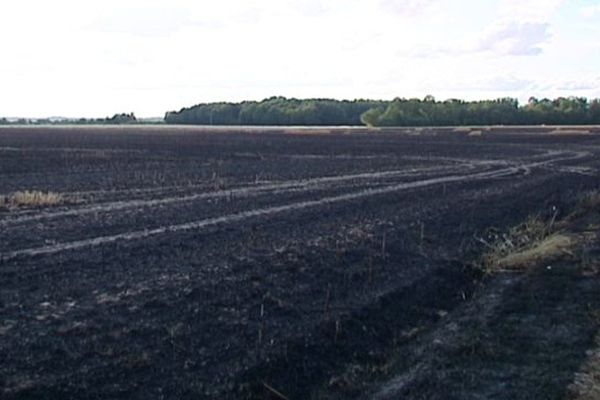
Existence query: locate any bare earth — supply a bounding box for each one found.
[1,126,599,399]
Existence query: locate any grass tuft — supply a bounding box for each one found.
[480,216,576,272]
[490,233,575,271]
[0,191,63,209]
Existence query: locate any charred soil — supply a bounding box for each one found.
[1,126,600,399]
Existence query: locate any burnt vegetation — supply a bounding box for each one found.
[0,127,599,399]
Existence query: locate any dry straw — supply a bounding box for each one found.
[0,191,63,208]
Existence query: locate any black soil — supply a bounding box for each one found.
[361,206,600,400]
[1,126,599,399]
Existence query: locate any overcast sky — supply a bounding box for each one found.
[1,0,599,118]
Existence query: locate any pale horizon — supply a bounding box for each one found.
[1,0,599,119]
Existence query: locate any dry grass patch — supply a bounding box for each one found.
[490,233,576,271]
[0,191,63,209]
[480,216,577,272]
[481,191,600,272]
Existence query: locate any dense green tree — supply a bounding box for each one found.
[590,99,600,124]
[106,113,137,124]
[6,95,599,127]
[167,95,600,127]
[165,97,385,126]
[357,96,599,127]
[360,107,384,127]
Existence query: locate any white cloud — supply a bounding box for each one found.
[399,20,551,58]
[480,76,534,91]
[477,20,551,56]
[580,4,600,18]
[290,0,330,16]
[499,0,564,21]
[380,0,439,16]
[89,6,214,37]
[434,74,534,92]
[0,0,597,118]
[553,76,600,91]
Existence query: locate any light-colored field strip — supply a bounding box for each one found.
[0,163,478,227]
[0,157,566,261]
[541,165,598,176]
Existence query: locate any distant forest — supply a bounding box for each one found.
[165,96,600,127]
[3,96,600,127]
[165,97,384,126]
[0,113,138,126]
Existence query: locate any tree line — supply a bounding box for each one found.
[165,96,600,126]
[0,113,138,125]
[2,97,599,127]
[164,97,386,125]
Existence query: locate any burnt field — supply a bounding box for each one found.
[1,126,600,399]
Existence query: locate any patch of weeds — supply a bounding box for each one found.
[479,189,600,273]
[479,215,572,273]
[0,190,63,209]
